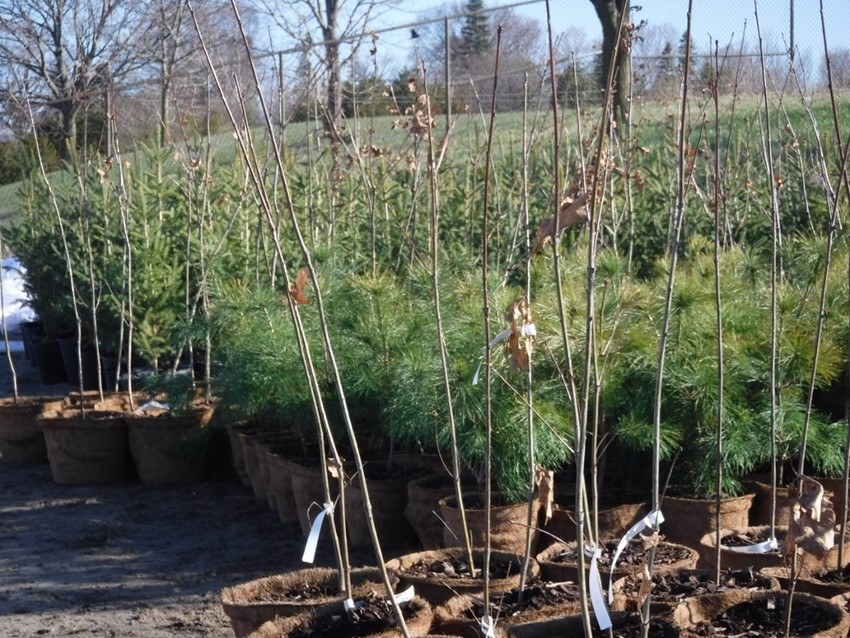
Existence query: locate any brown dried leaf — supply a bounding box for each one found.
[532,193,589,254]
[535,467,554,525]
[503,297,535,371]
[636,565,653,610]
[289,268,312,306]
[784,477,836,559]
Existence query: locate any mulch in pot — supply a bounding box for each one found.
[611,567,778,614]
[546,537,694,572]
[434,581,582,637]
[688,594,835,637]
[505,611,678,638]
[288,591,426,638]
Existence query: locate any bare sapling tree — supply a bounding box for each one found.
[0,228,17,401]
[189,2,409,630]
[419,62,476,572]
[479,23,502,627]
[643,2,693,636]
[0,0,146,159]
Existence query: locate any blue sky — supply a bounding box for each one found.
[370,0,850,72]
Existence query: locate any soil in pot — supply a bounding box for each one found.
[0,396,65,464]
[763,563,850,599]
[282,591,430,638]
[221,566,385,638]
[701,524,847,572]
[677,591,849,637]
[536,537,698,583]
[610,567,779,615]
[434,581,582,638]
[386,548,539,606]
[440,492,542,555]
[505,611,679,638]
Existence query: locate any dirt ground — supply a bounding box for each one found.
[0,349,352,637]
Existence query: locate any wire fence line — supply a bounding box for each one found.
[96,1,845,156]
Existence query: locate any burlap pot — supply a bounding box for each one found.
[433,585,582,638]
[290,459,342,538]
[265,451,299,525]
[609,567,780,617]
[660,492,754,548]
[40,410,132,484]
[240,431,267,501]
[0,397,64,464]
[745,481,796,527]
[221,567,385,638]
[506,611,680,637]
[386,547,539,606]
[541,498,646,549]
[405,473,477,551]
[250,433,291,508]
[439,492,541,555]
[673,589,850,637]
[347,460,433,550]
[126,407,212,485]
[763,565,850,599]
[246,593,432,638]
[535,538,699,583]
[225,420,260,486]
[819,478,849,523]
[698,525,844,573]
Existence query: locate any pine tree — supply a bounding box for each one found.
[457,0,491,58]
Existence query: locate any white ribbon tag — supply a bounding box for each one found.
[472,328,512,385]
[344,597,357,612]
[471,324,537,385]
[725,536,779,554]
[301,502,334,563]
[589,547,612,630]
[393,586,415,604]
[608,509,664,604]
[480,614,496,638]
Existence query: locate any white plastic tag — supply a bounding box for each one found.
[589,547,612,630]
[480,613,496,637]
[301,502,334,563]
[393,585,415,604]
[608,509,664,604]
[725,536,779,554]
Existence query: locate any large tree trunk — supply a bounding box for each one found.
[322,0,341,139]
[590,0,631,124]
[59,101,78,159]
[323,38,341,139]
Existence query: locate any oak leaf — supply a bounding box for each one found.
[289,268,312,306]
[532,193,588,254]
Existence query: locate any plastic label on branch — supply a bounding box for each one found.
[301,501,335,563]
[608,509,665,604]
[589,546,612,630]
[725,536,779,554]
[471,323,536,385]
[393,586,415,604]
[480,613,496,637]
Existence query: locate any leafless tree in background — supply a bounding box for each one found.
[0,0,146,157]
[136,0,256,144]
[252,0,400,138]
